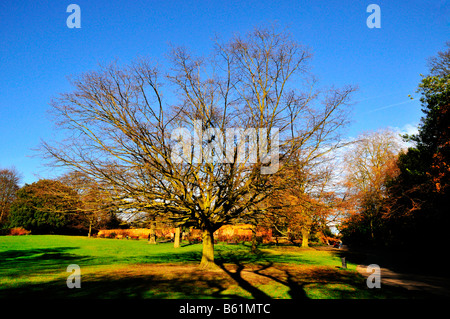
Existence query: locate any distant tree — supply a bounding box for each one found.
[59,171,120,237]
[8,179,83,234]
[101,210,123,230]
[269,154,338,247]
[0,167,21,229]
[340,129,401,246]
[344,130,401,198]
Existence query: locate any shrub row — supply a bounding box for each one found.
[8,227,31,236]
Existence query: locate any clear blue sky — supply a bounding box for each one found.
[0,0,449,185]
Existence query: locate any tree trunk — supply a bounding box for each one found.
[148,221,156,244]
[0,207,5,224]
[88,220,92,238]
[251,225,258,253]
[301,228,310,248]
[174,227,180,248]
[370,218,375,241]
[200,228,215,268]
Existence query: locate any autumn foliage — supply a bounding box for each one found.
[8,227,31,236]
[341,43,450,251]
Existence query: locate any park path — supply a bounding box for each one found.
[356,264,450,298]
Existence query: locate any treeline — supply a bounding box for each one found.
[0,171,338,248]
[0,167,339,246]
[340,43,450,253]
[0,174,124,236]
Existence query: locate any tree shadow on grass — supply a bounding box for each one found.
[214,248,428,299]
[146,250,202,264]
[150,246,363,299]
[0,263,247,299]
[0,247,83,261]
[216,261,272,299]
[251,262,309,299]
[0,244,425,299]
[0,247,92,276]
[215,249,309,299]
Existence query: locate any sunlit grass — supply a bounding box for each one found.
[0,235,421,299]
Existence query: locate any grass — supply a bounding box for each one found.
[0,235,431,299]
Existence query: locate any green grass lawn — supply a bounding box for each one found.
[0,235,427,299]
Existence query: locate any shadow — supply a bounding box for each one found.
[0,263,247,299]
[215,249,309,299]
[331,246,450,298]
[252,263,309,299]
[332,246,438,275]
[216,261,272,299]
[332,247,369,267]
[0,247,81,260]
[146,250,202,263]
[214,246,432,299]
[1,242,435,299]
[0,247,92,276]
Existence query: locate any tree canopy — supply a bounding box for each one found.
[0,167,21,230]
[8,179,84,235]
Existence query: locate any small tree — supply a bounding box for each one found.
[60,171,119,237]
[0,167,21,229]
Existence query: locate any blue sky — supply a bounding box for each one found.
[0,0,449,185]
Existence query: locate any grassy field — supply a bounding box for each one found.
[0,235,426,299]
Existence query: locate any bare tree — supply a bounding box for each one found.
[59,171,118,237]
[427,41,450,77]
[342,129,402,240]
[0,167,21,225]
[344,129,401,198]
[41,25,355,268]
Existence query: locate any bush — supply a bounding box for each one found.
[108,232,116,239]
[9,227,31,236]
[218,233,252,244]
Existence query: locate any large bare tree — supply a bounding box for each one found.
[41,25,355,267]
